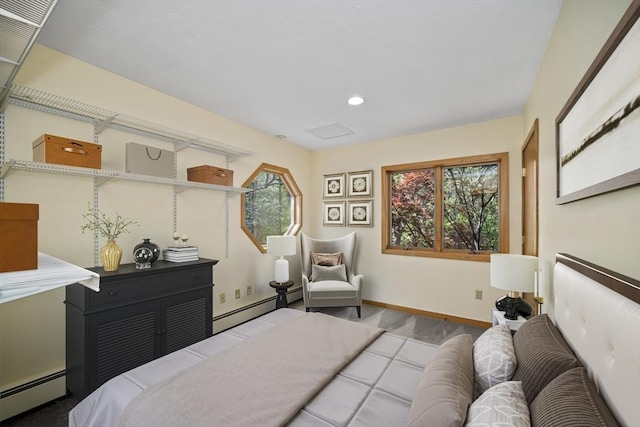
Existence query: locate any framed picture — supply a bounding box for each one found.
[555,2,640,204]
[323,201,345,226]
[347,200,372,226]
[347,170,373,198]
[323,173,345,198]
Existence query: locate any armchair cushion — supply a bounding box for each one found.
[312,264,347,282]
[308,280,358,298]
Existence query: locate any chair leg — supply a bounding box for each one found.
[356,306,361,318]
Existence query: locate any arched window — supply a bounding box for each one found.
[241,163,302,253]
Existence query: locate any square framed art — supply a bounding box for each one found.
[323,201,345,226]
[323,173,345,198]
[347,170,373,197]
[347,200,372,226]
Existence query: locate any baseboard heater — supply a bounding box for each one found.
[213,287,302,334]
[0,370,66,422]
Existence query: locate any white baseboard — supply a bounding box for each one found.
[0,371,66,422]
[213,288,302,334]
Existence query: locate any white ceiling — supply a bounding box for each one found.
[36,0,562,151]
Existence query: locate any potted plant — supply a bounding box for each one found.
[81,204,138,271]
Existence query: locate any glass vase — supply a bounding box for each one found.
[100,240,123,271]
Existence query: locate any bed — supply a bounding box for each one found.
[68,253,640,427]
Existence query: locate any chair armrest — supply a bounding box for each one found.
[349,274,363,291]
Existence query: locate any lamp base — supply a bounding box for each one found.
[274,257,289,284]
[496,294,533,320]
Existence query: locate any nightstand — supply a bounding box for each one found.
[491,308,527,332]
[269,280,294,308]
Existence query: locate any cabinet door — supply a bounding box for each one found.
[89,301,160,392]
[162,289,212,355]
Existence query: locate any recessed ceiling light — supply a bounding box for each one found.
[347,96,364,106]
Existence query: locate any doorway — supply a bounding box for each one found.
[522,119,539,313]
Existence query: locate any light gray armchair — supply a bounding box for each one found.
[300,232,363,317]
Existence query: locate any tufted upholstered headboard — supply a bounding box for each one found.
[553,253,640,427]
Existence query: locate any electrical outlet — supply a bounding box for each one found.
[254,284,260,294]
[246,286,252,296]
[219,293,226,304]
[235,289,241,299]
[475,290,483,300]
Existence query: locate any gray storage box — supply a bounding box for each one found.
[125,142,174,178]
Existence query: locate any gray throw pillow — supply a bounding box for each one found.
[466,381,530,427]
[311,264,347,282]
[512,314,582,403]
[407,334,474,427]
[530,367,620,427]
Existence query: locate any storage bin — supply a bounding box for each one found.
[187,165,233,186]
[0,202,39,272]
[32,134,102,169]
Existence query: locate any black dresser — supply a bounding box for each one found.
[65,258,217,399]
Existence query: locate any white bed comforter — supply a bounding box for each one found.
[69,309,440,427]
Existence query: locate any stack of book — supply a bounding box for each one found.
[163,246,199,262]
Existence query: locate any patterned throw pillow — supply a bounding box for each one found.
[473,324,517,399]
[466,381,531,426]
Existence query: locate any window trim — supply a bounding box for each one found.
[381,152,509,262]
[241,163,302,254]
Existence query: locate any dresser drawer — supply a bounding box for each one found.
[88,267,211,309]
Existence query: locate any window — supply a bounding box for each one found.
[382,153,508,261]
[241,163,302,253]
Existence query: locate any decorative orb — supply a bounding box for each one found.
[133,238,160,269]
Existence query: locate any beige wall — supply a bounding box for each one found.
[522,0,638,316]
[311,116,524,321]
[0,45,312,416]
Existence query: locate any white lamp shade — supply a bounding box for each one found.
[490,254,538,292]
[266,235,296,256]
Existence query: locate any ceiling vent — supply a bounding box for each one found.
[307,123,354,140]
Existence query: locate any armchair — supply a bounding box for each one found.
[300,232,363,318]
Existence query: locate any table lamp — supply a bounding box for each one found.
[266,235,296,284]
[490,254,538,320]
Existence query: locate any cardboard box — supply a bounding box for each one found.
[33,134,102,169]
[0,202,39,273]
[187,165,233,186]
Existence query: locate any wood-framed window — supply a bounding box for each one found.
[382,152,509,262]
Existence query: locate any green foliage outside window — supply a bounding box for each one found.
[245,171,292,245]
[385,153,507,260]
[391,170,435,248]
[241,163,302,253]
[442,164,499,252]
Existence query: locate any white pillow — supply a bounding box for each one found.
[473,324,517,398]
[465,381,530,427]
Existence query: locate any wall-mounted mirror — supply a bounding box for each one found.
[241,163,302,253]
